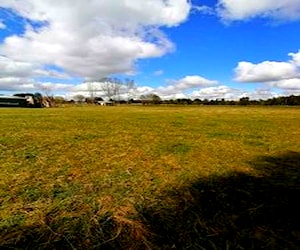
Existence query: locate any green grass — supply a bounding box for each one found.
[0,106,299,249]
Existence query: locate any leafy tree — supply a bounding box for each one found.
[193,99,202,105]
[73,94,85,103]
[239,97,250,105]
[53,96,65,105]
[140,94,161,105]
[94,96,104,103]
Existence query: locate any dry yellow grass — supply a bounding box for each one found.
[0,105,299,248]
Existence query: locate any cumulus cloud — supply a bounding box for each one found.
[68,77,281,101]
[281,89,300,96]
[234,50,300,92]
[0,53,72,92]
[152,84,278,101]
[0,76,71,93]
[0,56,69,79]
[69,75,218,99]
[136,75,218,98]
[149,75,218,97]
[269,78,300,90]
[0,56,38,78]
[0,55,72,94]
[191,85,244,100]
[0,77,34,91]
[172,75,218,88]
[234,61,299,82]
[190,86,278,100]
[247,88,278,100]
[289,50,300,65]
[218,0,300,22]
[0,0,191,85]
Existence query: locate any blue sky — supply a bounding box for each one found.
[1,0,300,100]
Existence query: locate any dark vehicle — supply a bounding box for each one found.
[0,95,28,107]
[0,93,43,108]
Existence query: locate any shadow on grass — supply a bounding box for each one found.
[1,151,299,249]
[137,151,300,249]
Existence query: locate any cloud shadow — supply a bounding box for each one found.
[137,151,300,249]
[1,151,299,249]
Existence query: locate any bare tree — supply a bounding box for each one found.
[87,81,96,100]
[40,85,55,107]
[125,78,137,102]
[99,78,124,101]
[98,78,117,100]
[84,78,136,102]
[41,85,52,98]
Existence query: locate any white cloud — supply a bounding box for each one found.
[234,50,300,92]
[191,86,278,100]
[69,75,218,99]
[135,86,155,95]
[0,56,72,92]
[0,56,37,78]
[169,75,218,89]
[247,88,278,100]
[37,82,73,94]
[0,77,34,91]
[193,5,215,15]
[269,78,300,90]
[0,20,6,29]
[281,89,300,96]
[0,76,71,93]
[0,56,69,79]
[149,75,218,98]
[134,75,218,99]
[191,85,244,100]
[0,0,191,85]
[218,0,300,22]
[65,79,282,101]
[234,61,298,82]
[153,70,164,76]
[289,51,300,65]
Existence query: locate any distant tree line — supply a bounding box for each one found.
[7,93,300,107]
[165,95,300,106]
[7,76,300,107]
[64,94,300,106]
[9,90,300,107]
[80,78,300,106]
[129,95,300,106]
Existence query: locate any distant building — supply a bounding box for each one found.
[0,95,28,107]
[97,100,114,106]
[0,94,43,108]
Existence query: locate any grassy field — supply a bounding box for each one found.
[0,105,299,249]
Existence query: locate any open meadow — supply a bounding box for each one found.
[0,105,300,249]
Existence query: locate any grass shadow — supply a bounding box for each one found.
[137,151,300,249]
